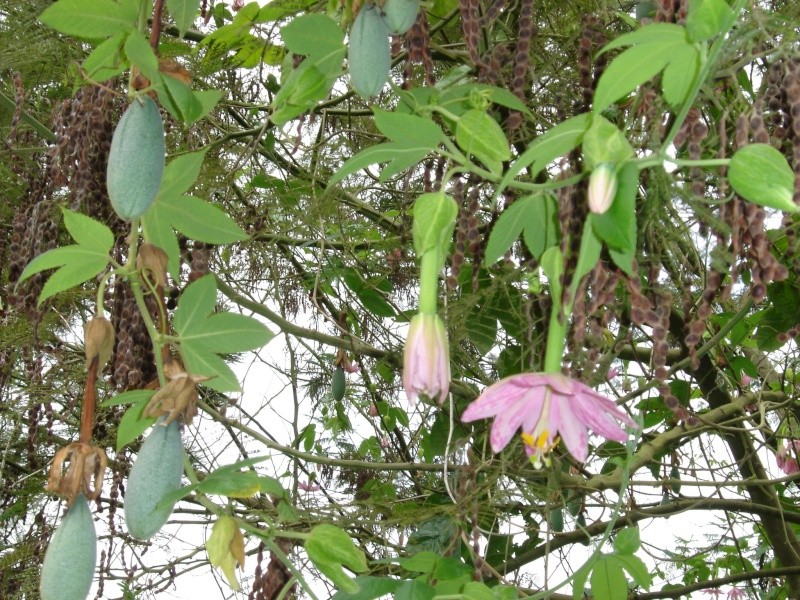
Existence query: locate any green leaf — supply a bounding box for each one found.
[582,115,634,168]
[258,475,288,498]
[157,72,202,123]
[372,108,446,148]
[306,524,368,594]
[590,555,628,600]
[180,343,241,392]
[571,221,602,298]
[685,0,734,42]
[280,13,344,58]
[100,389,155,408]
[661,44,700,108]
[591,161,638,248]
[484,198,529,264]
[173,274,217,334]
[455,109,511,169]
[728,144,797,213]
[40,0,137,39]
[572,559,595,600]
[614,553,652,589]
[180,312,274,353]
[412,192,459,256]
[394,580,436,600]
[166,0,201,37]
[173,275,273,391]
[460,582,495,600]
[124,29,159,81]
[397,551,439,573]
[194,89,224,118]
[197,469,261,498]
[613,526,641,554]
[158,149,209,198]
[329,141,432,186]
[258,0,316,21]
[63,207,115,248]
[473,84,534,117]
[82,31,127,81]
[158,195,249,244]
[17,210,113,305]
[144,151,242,279]
[116,395,158,451]
[599,22,687,54]
[330,576,402,600]
[499,113,591,192]
[594,44,672,113]
[141,201,182,279]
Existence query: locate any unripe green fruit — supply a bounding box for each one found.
[124,420,184,540]
[566,493,583,517]
[348,4,391,98]
[549,507,564,533]
[40,494,97,600]
[381,0,419,35]
[332,365,346,401]
[107,96,166,220]
[670,465,681,494]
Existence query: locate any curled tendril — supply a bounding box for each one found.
[46,442,107,505]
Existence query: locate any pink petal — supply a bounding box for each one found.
[488,387,546,453]
[549,395,589,462]
[462,375,537,422]
[570,385,636,438]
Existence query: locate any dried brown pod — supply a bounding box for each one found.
[137,242,169,289]
[84,316,115,371]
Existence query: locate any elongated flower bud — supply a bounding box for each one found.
[588,163,618,214]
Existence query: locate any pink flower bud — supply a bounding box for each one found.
[588,163,618,214]
[403,313,451,405]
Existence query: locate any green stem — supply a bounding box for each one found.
[543,308,567,373]
[418,249,441,315]
[669,157,731,168]
[126,219,167,387]
[660,0,749,153]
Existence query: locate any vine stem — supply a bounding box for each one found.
[79,357,98,445]
[126,219,167,387]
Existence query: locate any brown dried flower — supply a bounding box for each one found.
[144,363,207,425]
[46,442,107,505]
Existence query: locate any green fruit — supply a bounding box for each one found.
[332,365,346,401]
[670,465,681,494]
[107,96,165,220]
[124,419,184,540]
[566,493,583,517]
[40,494,97,600]
[348,4,391,98]
[381,0,419,35]
[549,507,564,533]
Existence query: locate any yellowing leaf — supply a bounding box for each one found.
[206,515,245,590]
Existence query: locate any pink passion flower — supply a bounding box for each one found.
[403,313,450,405]
[461,372,636,467]
[776,440,800,475]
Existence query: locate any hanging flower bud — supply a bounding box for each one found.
[84,316,115,370]
[403,312,450,404]
[588,163,618,215]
